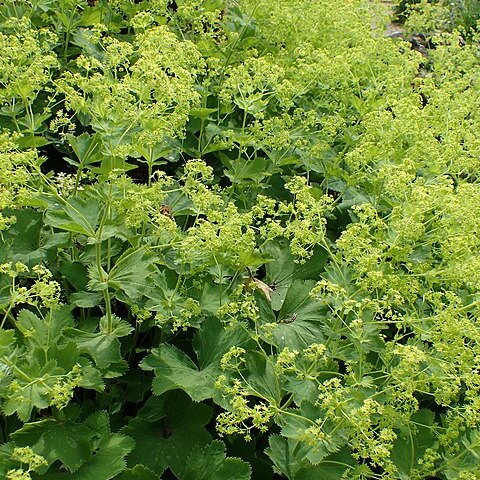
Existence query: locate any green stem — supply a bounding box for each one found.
[237,109,248,162]
[73,161,84,196]
[1,277,22,328]
[429,434,480,477]
[63,9,76,63]
[147,160,153,188]
[11,114,21,134]
[104,288,113,332]
[96,237,113,333]
[26,101,36,136]
[2,357,37,384]
[197,94,208,153]
[0,303,15,329]
[95,183,114,333]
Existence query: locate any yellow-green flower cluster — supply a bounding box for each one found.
[7,447,48,480]
[0,132,39,230]
[56,25,204,156]
[0,18,58,105]
[215,375,274,441]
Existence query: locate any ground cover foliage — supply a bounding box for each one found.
[1,0,480,478]
[394,0,480,35]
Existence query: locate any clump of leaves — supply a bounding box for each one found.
[1,0,480,479]
[394,0,480,36]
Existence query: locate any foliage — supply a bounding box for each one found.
[1,0,480,478]
[394,0,480,35]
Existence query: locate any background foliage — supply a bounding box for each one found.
[1,0,480,478]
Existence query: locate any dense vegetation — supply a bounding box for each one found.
[1,0,480,478]
[395,0,480,34]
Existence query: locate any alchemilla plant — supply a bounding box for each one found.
[1,0,480,478]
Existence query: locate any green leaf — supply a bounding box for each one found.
[56,344,104,392]
[193,318,253,372]
[59,328,120,369]
[41,417,135,479]
[182,440,251,480]
[0,443,17,478]
[86,263,109,292]
[295,449,356,480]
[391,409,437,478]
[266,435,308,479]
[237,248,272,270]
[12,419,93,472]
[67,132,102,168]
[71,27,106,63]
[189,107,218,120]
[122,391,212,476]
[244,352,282,405]
[199,279,230,314]
[282,376,320,405]
[106,247,156,301]
[87,224,131,244]
[141,318,253,401]
[266,436,355,480]
[277,280,317,319]
[276,402,347,464]
[0,329,15,354]
[441,429,480,479]
[141,344,211,401]
[77,5,105,26]
[100,315,133,337]
[16,306,74,354]
[68,433,134,480]
[263,238,328,309]
[223,156,274,184]
[60,315,131,370]
[45,196,102,238]
[60,261,89,291]
[70,291,103,308]
[0,208,45,266]
[134,137,179,165]
[0,315,103,420]
[91,156,138,177]
[117,465,158,480]
[1,359,63,421]
[265,280,327,350]
[265,239,328,282]
[17,135,50,149]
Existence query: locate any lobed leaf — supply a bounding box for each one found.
[182,440,251,480]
